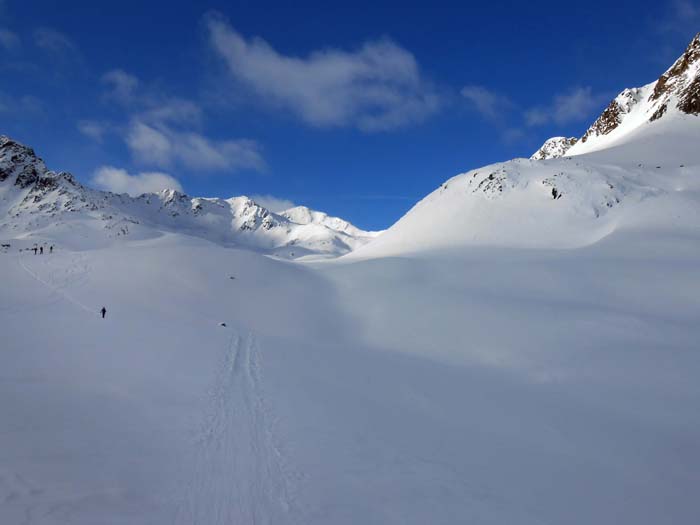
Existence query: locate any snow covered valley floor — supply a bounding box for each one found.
[2,229,700,525]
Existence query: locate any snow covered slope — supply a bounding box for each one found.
[354,33,700,258]
[0,136,378,257]
[530,136,578,160]
[2,211,700,525]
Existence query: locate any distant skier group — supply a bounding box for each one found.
[31,245,53,255]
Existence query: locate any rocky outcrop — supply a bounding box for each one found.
[580,33,700,144]
[531,136,578,160]
[579,88,644,143]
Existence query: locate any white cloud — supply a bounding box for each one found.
[524,108,549,127]
[250,194,296,212]
[33,27,79,59]
[89,67,265,173]
[91,166,183,196]
[77,120,107,142]
[661,1,700,35]
[142,98,202,125]
[99,69,202,125]
[461,85,513,121]
[525,87,607,127]
[101,69,139,103]
[126,120,264,172]
[206,13,440,131]
[0,28,19,50]
[126,122,172,166]
[0,92,43,115]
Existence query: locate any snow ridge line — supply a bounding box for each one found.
[175,331,298,525]
[17,252,98,317]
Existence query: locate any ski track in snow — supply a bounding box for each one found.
[16,251,97,317]
[176,332,298,525]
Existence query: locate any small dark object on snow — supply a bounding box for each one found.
[39,246,43,255]
[100,307,107,319]
[219,322,227,327]
[551,188,559,200]
[33,246,38,255]
[50,246,53,254]
[229,276,236,280]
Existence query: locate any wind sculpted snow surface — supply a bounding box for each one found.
[2,211,700,524]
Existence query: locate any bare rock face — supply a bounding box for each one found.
[649,32,700,118]
[531,136,578,160]
[0,135,47,186]
[584,33,700,140]
[579,88,644,143]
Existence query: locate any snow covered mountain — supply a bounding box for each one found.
[354,33,700,258]
[530,136,578,160]
[534,32,700,159]
[0,135,379,257]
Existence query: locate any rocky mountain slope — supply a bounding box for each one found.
[533,32,700,159]
[0,136,379,257]
[530,136,578,160]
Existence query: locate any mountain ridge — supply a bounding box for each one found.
[533,32,700,159]
[0,135,379,257]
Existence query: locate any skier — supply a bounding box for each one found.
[50,246,53,254]
[100,307,107,319]
[39,246,43,255]
[33,246,37,255]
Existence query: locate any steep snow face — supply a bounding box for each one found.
[353,116,700,258]
[530,136,578,160]
[0,136,376,257]
[566,32,700,155]
[350,156,631,256]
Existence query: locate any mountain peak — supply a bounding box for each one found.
[649,31,700,118]
[534,32,700,158]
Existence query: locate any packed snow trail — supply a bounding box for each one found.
[17,251,98,317]
[176,332,298,525]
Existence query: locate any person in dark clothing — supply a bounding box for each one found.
[100,307,107,319]
[39,246,43,255]
[33,246,37,255]
[49,246,53,254]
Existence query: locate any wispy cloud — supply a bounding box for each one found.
[101,69,139,103]
[0,92,43,115]
[91,166,183,196]
[461,85,514,122]
[660,0,700,35]
[0,28,19,50]
[33,27,80,61]
[77,120,108,142]
[250,194,296,212]
[125,120,264,172]
[205,13,440,132]
[525,87,608,127]
[89,68,265,173]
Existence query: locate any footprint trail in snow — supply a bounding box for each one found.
[176,333,298,525]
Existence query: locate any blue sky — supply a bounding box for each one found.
[1,0,698,229]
